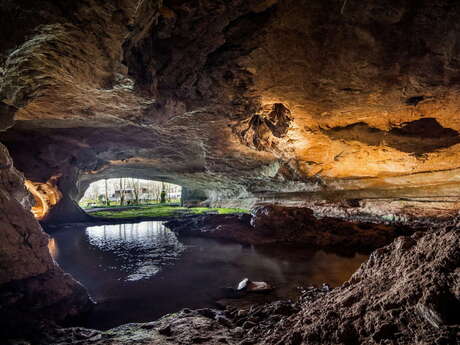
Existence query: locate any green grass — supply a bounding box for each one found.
[91,206,248,218]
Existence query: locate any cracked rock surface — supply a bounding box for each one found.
[3,1,460,214]
[0,143,91,339]
[1,1,460,344]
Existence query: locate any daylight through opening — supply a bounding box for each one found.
[80,178,182,208]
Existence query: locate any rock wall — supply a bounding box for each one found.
[0,1,460,342]
[0,143,91,338]
[181,187,208,206]
[261,228,460,345]
[43,170,92,224]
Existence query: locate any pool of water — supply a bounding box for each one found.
[49,221,368,329]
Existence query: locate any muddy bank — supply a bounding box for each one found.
[165,205,413,253]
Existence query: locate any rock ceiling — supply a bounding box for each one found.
[2,0,460,202]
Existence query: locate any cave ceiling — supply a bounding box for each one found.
[2,0,460,198]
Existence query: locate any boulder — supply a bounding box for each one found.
[237,278,273,293]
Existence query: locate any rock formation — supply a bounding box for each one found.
[2,0,460,219]
[261,229,460,345]
[165,205,410,253]
[0,143,91,339]
[1,0,460,344]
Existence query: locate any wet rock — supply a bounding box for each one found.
[220,287,245,299]
[140,321,156,329]
[216,315,234,328]
[87,334,102,342]
[232,327,244,338]
[250,205,405,252]
[237,278,250,291]
[164,214,267,244]
[262,229,460,345]
[321,283,331,292]
[167,206,405,253]
[416,303,444,328]
[0,144,92,339]
[242,321,256,330]
[197,308,217,319]
[2,1,460,344]
[247,281,273,293]
[158,324,172,336]
[237,279,273,293]
[192,336,212,343]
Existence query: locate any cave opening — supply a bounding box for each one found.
[79,178,182,210]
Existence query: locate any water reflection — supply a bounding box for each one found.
[48,238,58,259]
[85,222,183,281]
[49,221,368,330]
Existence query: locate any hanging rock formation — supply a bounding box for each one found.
[2,0,460,218]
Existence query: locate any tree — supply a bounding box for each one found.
[129,178,141,204]
[147,181,162,203]
[104,179,110,206]
[160,182,166,203]
[90,184,100,202]
[97,194,105,204]
[119,178,126,206]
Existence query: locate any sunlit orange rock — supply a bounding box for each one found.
[24,176,62,220]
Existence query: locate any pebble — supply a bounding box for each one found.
[232,327,244,338]
[88,334,102,342]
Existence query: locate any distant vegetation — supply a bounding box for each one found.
[80,199,181,209]
[81,178,248,219]
[79,178,181,208]
[91,205,248,218]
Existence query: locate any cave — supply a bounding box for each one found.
[0,1,459,344]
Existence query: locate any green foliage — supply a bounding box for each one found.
[91,206,248,218]
[79,199,182,209]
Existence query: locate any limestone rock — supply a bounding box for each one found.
[0,143,91,339]
[261,229,460,345]
[3,1,460,219]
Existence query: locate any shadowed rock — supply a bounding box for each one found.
[324,118,460,155]
[0,144,92,339]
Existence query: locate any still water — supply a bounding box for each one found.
[49,221,367,329]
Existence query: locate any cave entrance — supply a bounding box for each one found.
[79,178,182,210]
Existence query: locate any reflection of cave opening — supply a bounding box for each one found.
[80,178,182,208]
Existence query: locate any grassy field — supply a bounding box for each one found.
[91,205,248,218]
